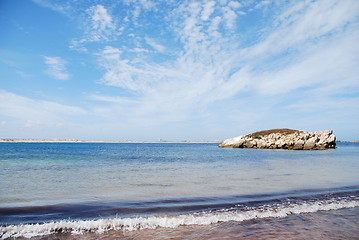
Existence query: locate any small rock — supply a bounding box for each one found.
[219,129,336,150]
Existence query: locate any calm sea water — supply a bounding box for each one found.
[0,142,358,239]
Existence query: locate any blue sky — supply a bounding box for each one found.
[0,0,359,141]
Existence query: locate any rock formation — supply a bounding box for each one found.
[219,129,336,150]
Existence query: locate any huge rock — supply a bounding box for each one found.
[219,129,336,150]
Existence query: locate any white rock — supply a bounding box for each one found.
[219,130,336,150]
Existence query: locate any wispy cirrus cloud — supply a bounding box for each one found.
[145,37,166,53]
[28,0,359,140]
[32,0,71,15]
[93,0,359,127]
[70,4,122,51]
[87,4,118,42]
[0,90,86,132]
[44,56,70,80]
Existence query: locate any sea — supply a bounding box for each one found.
[0,142,358,239]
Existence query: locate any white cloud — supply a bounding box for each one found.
[70,4,121,50]
[248,0,359,60]
[228,1,242,9]
[222,6,237,29]
[89,94,139,104]
[134,6,141,20]
[90,5,115,36]
[130,48,151,53]
[145,37,166,53]
[93,0,359,130]
[87,5,119,42]
[240,0,359,96]
[44,56,70,80]
[16,70,31,78]
[0,90,87,130]
[32,0,71,15]
[138,0,156,9]
[254,28,359,96]
[122,0,157,22]
[98,46,142,91]
[30,0,359,140]
[201,1,216,21]
[255,0,272,9]
[123,0,156,9]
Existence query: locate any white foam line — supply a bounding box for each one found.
[1,198,358,239]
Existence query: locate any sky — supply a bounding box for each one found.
[0,0,358,141]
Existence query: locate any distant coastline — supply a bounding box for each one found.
[0,139,221,143]
[1,139,357,144]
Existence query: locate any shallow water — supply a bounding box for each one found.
[1,142,358,208]
[0,142,358,239]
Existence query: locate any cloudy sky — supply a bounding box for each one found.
[0,0,358,141]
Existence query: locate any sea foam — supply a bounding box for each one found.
[1,197,358,239]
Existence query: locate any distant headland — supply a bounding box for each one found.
[219,129,337,150]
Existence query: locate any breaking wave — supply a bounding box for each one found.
[1,196,358,239]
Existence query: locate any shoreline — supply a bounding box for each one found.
[0,139,221,144]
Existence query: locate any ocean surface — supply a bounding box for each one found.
[0,142,358,239]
